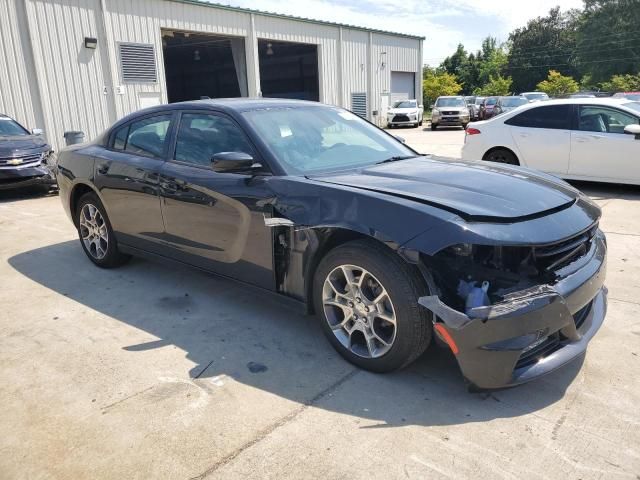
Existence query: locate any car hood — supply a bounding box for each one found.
[308,156,579,222]
[435,106,467,112]
[388,107,418,114]
[0,135,49,157]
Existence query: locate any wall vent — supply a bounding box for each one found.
[119,43,157,83]
[351,92,367,118]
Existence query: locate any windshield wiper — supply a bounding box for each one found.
[376,155,419,164]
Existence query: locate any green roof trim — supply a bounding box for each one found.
[168,0,425,40]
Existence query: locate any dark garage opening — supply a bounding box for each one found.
[258,39,319,101]
[162,30,248,103]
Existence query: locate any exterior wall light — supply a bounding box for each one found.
[84,37,98,49]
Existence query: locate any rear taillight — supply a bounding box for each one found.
[466,127,481,135]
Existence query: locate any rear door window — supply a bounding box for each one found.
[111,114,172,158]
[505,105,571,130]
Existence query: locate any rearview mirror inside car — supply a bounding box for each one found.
[211,152,262,173]
[624,124,640,139]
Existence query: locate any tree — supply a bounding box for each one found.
[536,70,579,96]
[600,73,640,93]
[575,0,640,82]
[474,75,513,96]
[423,72,462,107]
[505,7,580,93]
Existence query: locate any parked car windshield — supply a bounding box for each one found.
[621,93,640,101]
[475,97,486,105]
[435,97,466,107]
[623,102,640,114]
[523,92,549,101]
[0,117,29,136]
[243,107,416,175]
[485,97,498,105]
[393,101,417,108]
[501,97,529,107]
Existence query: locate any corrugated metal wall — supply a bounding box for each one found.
[0,0,44,135]
[0,0,422,150]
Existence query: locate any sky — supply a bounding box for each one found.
[222,0,584,65]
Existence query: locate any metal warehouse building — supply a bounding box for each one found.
[0,0,424,150]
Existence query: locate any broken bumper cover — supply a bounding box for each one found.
[0,164,56,190]
[419,232,607,389]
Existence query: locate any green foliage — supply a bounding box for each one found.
[505,7,579,93]
[600,73,640,93]
[474,75,513,96]
[423,72,462,106]
[575,0,640,82]
[536,70,579,96]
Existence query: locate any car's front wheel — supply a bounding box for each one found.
[431,123,438,131]
[313,239,432,372]
[76,192,130,268]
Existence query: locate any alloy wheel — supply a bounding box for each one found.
[322,264,397,358]
[79,203,109,260]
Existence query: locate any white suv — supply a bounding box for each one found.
[461,98,640,185]
[387,100,423,128]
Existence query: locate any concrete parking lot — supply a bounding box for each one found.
[1,129,639,479]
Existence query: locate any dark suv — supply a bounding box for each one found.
[0,114,55,191]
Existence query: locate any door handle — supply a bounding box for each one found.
[97,164,109,175]
[518,132,530,138]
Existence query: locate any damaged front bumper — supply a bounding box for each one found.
[419,231,607,389]
[0,164,56,190]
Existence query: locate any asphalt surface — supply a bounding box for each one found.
[0,128,639,479]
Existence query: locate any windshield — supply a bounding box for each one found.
[435,97,466,107]
[393,101,417,108]
[622,94,640,101]
[523,93,548,101]
[501,97,528,107]
[464,97,475,104]
[243,107,416,175]
[485,98,497,105]
[0,117,29,136]
[475,97,485,105]
[623,102,640,114]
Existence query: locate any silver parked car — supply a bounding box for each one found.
[431,96,470,130]
[386,100,424,128]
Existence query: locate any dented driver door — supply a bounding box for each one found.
[157,110,275,290]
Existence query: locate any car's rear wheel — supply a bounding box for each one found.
[313,239,432,372]
[76,192,130,268]
[484,148,519,165]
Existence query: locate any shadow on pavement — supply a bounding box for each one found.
[8,238,587,427]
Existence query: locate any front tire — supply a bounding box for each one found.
[430,123,438,131]
[76,192,130,268]
[484,148,519,165]
[313,239,432,372]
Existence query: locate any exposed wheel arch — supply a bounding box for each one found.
[302,229,424,314]
[482,146,520,166]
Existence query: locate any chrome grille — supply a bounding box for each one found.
[0,153,42,168]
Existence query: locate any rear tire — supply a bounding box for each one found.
[75,192,130,268]
[484,148,519,165]
[313,239,432,373]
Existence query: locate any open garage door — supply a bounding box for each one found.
[162,30,248,103]
[258,40,319,101]
[391,71,415,103]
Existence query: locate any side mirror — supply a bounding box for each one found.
[393,135,406,143]
[32,128,44,135]
[211,151,262,173]
[624,124,640,139]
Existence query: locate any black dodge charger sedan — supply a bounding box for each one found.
[55,99,607,389]
[0,113,56,191]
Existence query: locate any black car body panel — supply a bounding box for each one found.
[0,117,55,190]
[55,99,607,389]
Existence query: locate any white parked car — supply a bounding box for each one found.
[461,98,640,185]
[386,100,423,128]
[520,91,550,102]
